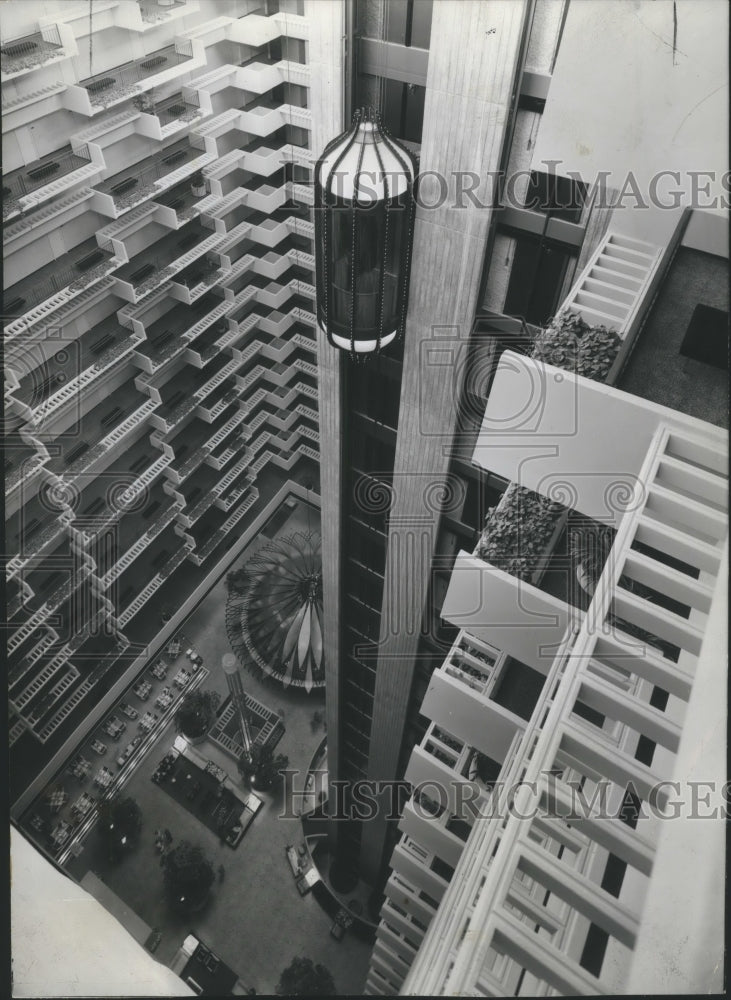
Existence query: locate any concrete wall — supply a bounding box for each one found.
[625,542,727,994]
[532,0,728,249]
[474,351,728,527]
[11,826,194,997]
[361,0,532,883]
[306,0,346,827]
[441,551,574,675]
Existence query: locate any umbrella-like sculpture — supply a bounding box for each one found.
[227,531,324,692]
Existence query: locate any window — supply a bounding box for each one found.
[503,233,576,327]
[524,170,587,223]
[350,363,401,428]
[344,594,381,642]
[343,656,376,695]
[385,0,434,48]
[383,80,426,144]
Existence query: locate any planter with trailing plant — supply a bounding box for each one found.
[190,170,206,198]
[476,483,566,583]
[569,520,615,595]
[132,92,155,113]
[531,310,622,383]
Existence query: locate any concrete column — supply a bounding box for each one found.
[308,0,347,817]
[361,0,532,882]
[222,653,253,758]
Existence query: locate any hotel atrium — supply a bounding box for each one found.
[4,0,728,995]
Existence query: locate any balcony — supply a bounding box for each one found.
[64,627,128,689]
[3,236,117,322]
[236,56,286,96]
[137,1,194,29]
[176,464,222,522]
[9,636,79,723]
[12,318,140,421]
[154,179,203,225]
[116,532,192,627]
[225,265,270,299]
[230,206,301,255]
[1,28,66,80]
[115,519,183,594]
[111,218,217,301]
[241,132,299,177]
[44,378,150,480]
[133,314,194,375]
[94,137,209,216]
[247,239,313,281]
[5,438,47,497]
[204,127,293,177]
[131,283,220,335]
[241,175,294,222]
[183,314,231,366]
[20,536,78,612]
[206,420,249,469]
[8,625,58,693]
[149,370,201,434]
[196,380,239,423]
[203,405,248,450]
[6,496,70,576]
[188,503,228,551]
[171,254,225,303]
[109,430,169,500]
[91,485,179,589]
[3,145,99,220]
[237,93,287,136]
[75,43,196,114]
[150,89,206,137]
[214,454,256,510]
[7,576,34,621]
[73,458,170,543]
[166,438,210,484]
[253,299,299,337]
[194,349,241,397]
[441,634,503,697]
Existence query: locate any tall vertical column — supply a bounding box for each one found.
[308,0,347,835]
[222,653,253,760]
[360,0,532,882]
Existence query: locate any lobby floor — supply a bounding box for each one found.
[66,500,372,996]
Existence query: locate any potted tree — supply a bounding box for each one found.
[569,521,614,595]
[96,795,142,862]
[174,689,220,744]
[161,840,215,912]
[190,170,207,198]
[276,957,336,996]
[238,744,289,791]
[226,567,248,595]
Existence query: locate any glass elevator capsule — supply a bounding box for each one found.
[315,108,417,355]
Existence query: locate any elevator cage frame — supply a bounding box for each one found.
[315,108,418,357]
